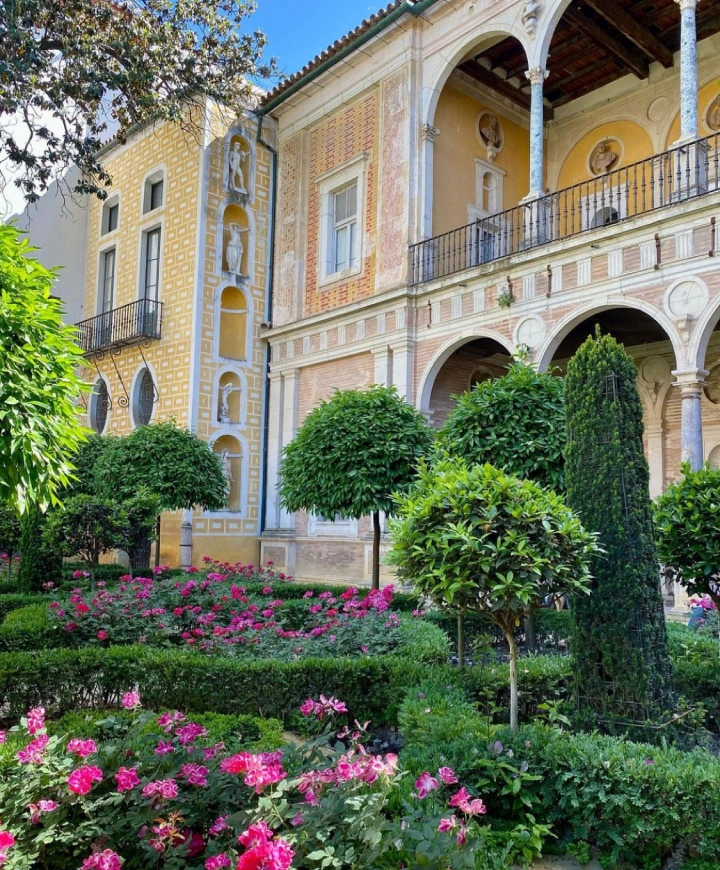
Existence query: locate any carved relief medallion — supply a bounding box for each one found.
[589,140,620,175]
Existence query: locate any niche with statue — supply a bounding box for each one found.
[214,435,243,512]
[227,133,253,198]
[222,204,251,279]
[217,371,243,425]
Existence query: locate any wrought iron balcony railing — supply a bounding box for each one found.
[75,298,163,354]
[409,131,720,287]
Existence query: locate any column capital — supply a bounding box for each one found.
[420,123,440,143]
[672,367,708,392]
[526,67,549,85]
[675,0,698,10]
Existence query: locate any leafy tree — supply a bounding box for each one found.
[1,0,274,203]
[279,386,433,590]
[117,490,162,577]
[654,464,720,613]
[439,361,565,491]
[389,457,597,730]
[0,225,87,514]
[93,420,228,564]
[17,506,63,592]
[0,507,21,582]
[45,495,127,585]
[565,330,674,723]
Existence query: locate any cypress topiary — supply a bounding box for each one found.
[17,506,63,592]
[565,329,673,723]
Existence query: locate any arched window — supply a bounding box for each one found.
[89,379,110,434]
[133,367,156,427]
[219,287,248,361]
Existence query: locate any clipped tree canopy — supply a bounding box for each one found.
[279,385,433,521]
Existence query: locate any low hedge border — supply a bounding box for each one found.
[399,681,720,868]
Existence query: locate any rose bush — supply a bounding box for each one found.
[0,696,547,870]
[42,571,404,660]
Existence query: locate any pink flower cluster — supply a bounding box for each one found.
[114,767,141,793]
[81,849,123,869]
[0,831,15,866]
[220,751,286,793]
[68,765,103,795]
[236,822,294,870]
[17,733,49,765]
[142,779,179,801]
[28,800,58,824]
[67,738,98,758]
[298,746,398,806]
[299,695,348,720]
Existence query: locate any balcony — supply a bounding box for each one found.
[76,299,163,355]
[409,132,720,287]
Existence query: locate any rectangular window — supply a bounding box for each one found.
[100,249,115,312]
[150,180,164,211]
[107,204,119,233]
[143,228,161,301]
[331,183,358,273]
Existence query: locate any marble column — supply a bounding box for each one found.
[526,67,548,197]
[178,509,193,568]
[673,368,708,471]
[676,0,699,142]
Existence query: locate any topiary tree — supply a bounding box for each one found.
[565,329,674,723]
[279,386,433,589]
[389,457,597,729]
[0,225,87,514]
[93,420,228,564]
[654,464,720,614]
[0,506,21,582]
[439,360,566,491]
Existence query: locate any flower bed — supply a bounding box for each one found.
[0,696,544,870]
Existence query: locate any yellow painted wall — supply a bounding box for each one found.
[432,83,530,236]
[556,121,654,189]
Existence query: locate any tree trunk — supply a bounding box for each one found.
[457,612,465,672]
[525,609,537,652]
[504,628,520,732]
[154,515,162,568]
[371,511,381,591]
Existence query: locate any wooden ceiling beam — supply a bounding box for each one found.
[583,0,674,67]
[547,58,610,93]
[565,8,650,79]
[458,60,553,121]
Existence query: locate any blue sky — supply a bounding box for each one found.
[248,1,384,83]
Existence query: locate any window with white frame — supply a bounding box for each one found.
[142,169,165,214]
[99,248,116,313]
[101,197,119,235]
[317,154,367,284]
[141,227,161,301]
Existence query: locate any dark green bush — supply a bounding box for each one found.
[0,603,74,652]
[0,593,46,622]
[17,506,63,592]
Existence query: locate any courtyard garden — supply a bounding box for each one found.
[2,228,720,869]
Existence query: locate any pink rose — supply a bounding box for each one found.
[67,738,98,758]
[414,771,439,799]
[121,691,141,709]
[68,765,103,795]
[26,707,45,735]
[205,855,231,869]
[81,849,123,869]
[114,766,141,792]
[438,766,458,785]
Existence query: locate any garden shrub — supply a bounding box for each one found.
[565,330,674,722]
[0,593,45,622]
[0,603,73,652]
[17,506,63,592]
[400,684,720,868]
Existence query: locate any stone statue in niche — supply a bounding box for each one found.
[706,95,720,132]
[521,0,542,37]
[220,449,233,504]
[218,383,235,423]
[478,113,503,163]
[229,141,250,193]
[590,141,619,175]
[225,223,249,275]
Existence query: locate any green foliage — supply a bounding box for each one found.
[0,603,69,652]
[0,593,46,622]
[1,0,274,202]
[44,495,133,577]
[654,464,720,609]
[565,330,674,721]
[94,420,228,511]
[438,361,566,491]
[0,225,87,513]
[279,385,433,520]
[389,457,596,728]
[63,433,114,499]
[0,505,21,582]
[17,505,63,592]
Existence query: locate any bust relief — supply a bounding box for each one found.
[589,140,619,175]
[478,113,504,162]
[706,95,720,132]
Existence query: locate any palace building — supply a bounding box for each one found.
[20,0,720,587]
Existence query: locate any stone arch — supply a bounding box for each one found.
[688,291,720,372]
[208,432,248,515]
[417,330,514,418]
[533,0,576,70]
[212,365,248,427]
[536,298,684,373]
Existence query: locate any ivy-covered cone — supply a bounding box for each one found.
[279,386,432,589]
[565,329,674,722]
[389,457,598,730]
